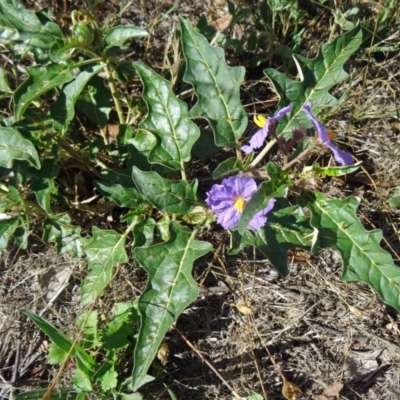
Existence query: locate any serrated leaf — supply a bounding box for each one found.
[0,127,40,169]
[43,214,83,257]
[47,341,68,364]
[132,167,197,214]
[21,309,95,374]
[230,204,312,275]
[132,222,212,390]
[103,302,139,353]
[133,62,200,169]
[0,0,63,63]
[71,369,93,392]
[298,192,400,311]
[81,227,128,306]
[212,157,244,179]
[180,18,247,147]
[95,361,118,391]
[50,64,106,131]
[0,217,20,250]
[104,25,148,48]
[14,63,76,120]
[95,181,143,208]
[76,75,111,128]
[265,26,362,136]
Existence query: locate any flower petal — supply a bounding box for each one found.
[232,176,257,199]
[217,206,241,229]
[302,102,329,143]
[248,198,276,230]
[241,104,293,154]
[303,102,354,166]
[324,141,354,166]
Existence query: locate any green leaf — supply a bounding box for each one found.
[0,127,40,169]
[0,217,20,250]
[132,222,212,390]
[132,167,197,214]
[238,164,291,235]
[104,25,148,48]
[95,181,143,208]
[76,311,99,349]
[81,227,128,306]
[71,369,93,392]
[0,0,63,63]
[47,341,67,364]
[76,75,111,128]
[0,67,12,93]
[303,161,362,177]
[50,64,106,131]
[212,157,244,179]
[133,62,200,170]
[95,361,118,391]
[20,309,95,374]
[14,63,76,120]
[30,158,59,213]
[132,218,155,248]
[15,388,81,400]
[43,214,83,257]
[265,25,362,136]
[103,302,139,353]
[298,192,400,311]
[230,204,313,275]
[180,18,247,147]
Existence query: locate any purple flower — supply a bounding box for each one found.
[242,104,293,154]
[205,176,276,230]
[303,102,354,166]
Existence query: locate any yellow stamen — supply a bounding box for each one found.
[254,115,267,128]
[234,196,246,212]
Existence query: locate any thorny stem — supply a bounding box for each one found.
[105,63,126,125]
[282,147,312,170]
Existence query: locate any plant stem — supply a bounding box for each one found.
[104,63,126,125]
[248,138,277,169]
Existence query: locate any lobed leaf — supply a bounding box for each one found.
[95,181,143,208]
[265,25,362,137]
[180,18,247,147]
[133,62,200,170]
[0,0,63,62]
[230,204,313,275]
[0,127,40,169]
[212,157,244,179]
[132,222,212,390]
[43,214,83,257]
[132,167,197,214]
[299,192,400,311]
[75,75,111,129]
[81,227,128,306]
[51,64,106,131]
[14,63,76,120]
[104,25,148,48]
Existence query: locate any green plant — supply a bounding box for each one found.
[1,1,399,398]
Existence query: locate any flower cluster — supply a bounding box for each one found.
[206,103,354,231]
[206,176,275,230]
